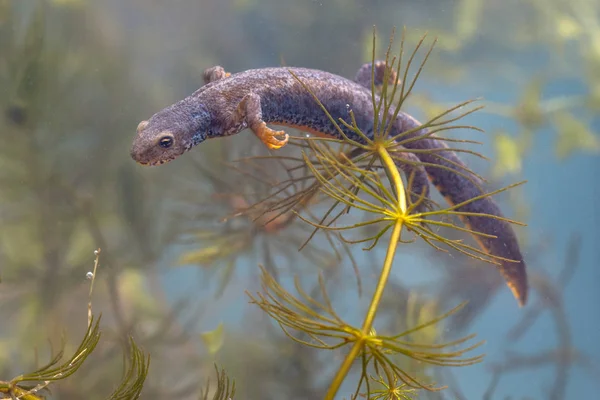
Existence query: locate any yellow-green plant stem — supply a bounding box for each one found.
[324,145,407,400]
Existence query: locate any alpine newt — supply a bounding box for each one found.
[130,62,528,306]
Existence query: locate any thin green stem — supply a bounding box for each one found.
[361,219,403,334]
[324,145,407,400]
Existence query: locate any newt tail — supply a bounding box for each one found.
[130,61,528,306]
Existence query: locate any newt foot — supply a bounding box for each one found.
[254,122,289,150]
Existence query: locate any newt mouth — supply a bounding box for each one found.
[135,157,176,166]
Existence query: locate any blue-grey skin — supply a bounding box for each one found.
[130,61,528,306]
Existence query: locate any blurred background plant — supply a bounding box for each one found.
[1,0,598,399]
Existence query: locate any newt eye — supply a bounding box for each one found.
[159,136,174,149]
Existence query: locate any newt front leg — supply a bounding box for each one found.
[235,92,289,150]
[204,66,289,150]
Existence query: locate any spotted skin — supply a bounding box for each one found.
[131,62,528,306]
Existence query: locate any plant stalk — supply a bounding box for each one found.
[324,145,407,399]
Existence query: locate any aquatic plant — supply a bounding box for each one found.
[190,28,524,398]
[0,247,236,400]
[3,0,593,398]
[170,138,359,296]
[0,250,149,400]
[152,23,535,398]
[199,365,237,400]
[0,2,237,398]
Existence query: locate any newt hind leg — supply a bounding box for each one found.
[237,92,289,150]
[354,60,401,89]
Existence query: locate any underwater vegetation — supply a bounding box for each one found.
[1,0,598,399]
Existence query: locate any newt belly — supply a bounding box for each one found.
[130,62,528,306]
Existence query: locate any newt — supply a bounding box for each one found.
[130,62,528,306]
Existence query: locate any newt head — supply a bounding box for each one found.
[130,99,211,166]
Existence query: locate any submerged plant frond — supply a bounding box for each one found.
[248,267,483,393]
[173,147,361,294]
[108,337,151,400]
[247,266,350,350]
[0,316,102,400]
[199,364,236,400]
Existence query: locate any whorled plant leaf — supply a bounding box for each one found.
[366,375,418,400]
[290,135,525,270]
[248,266,484,392]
